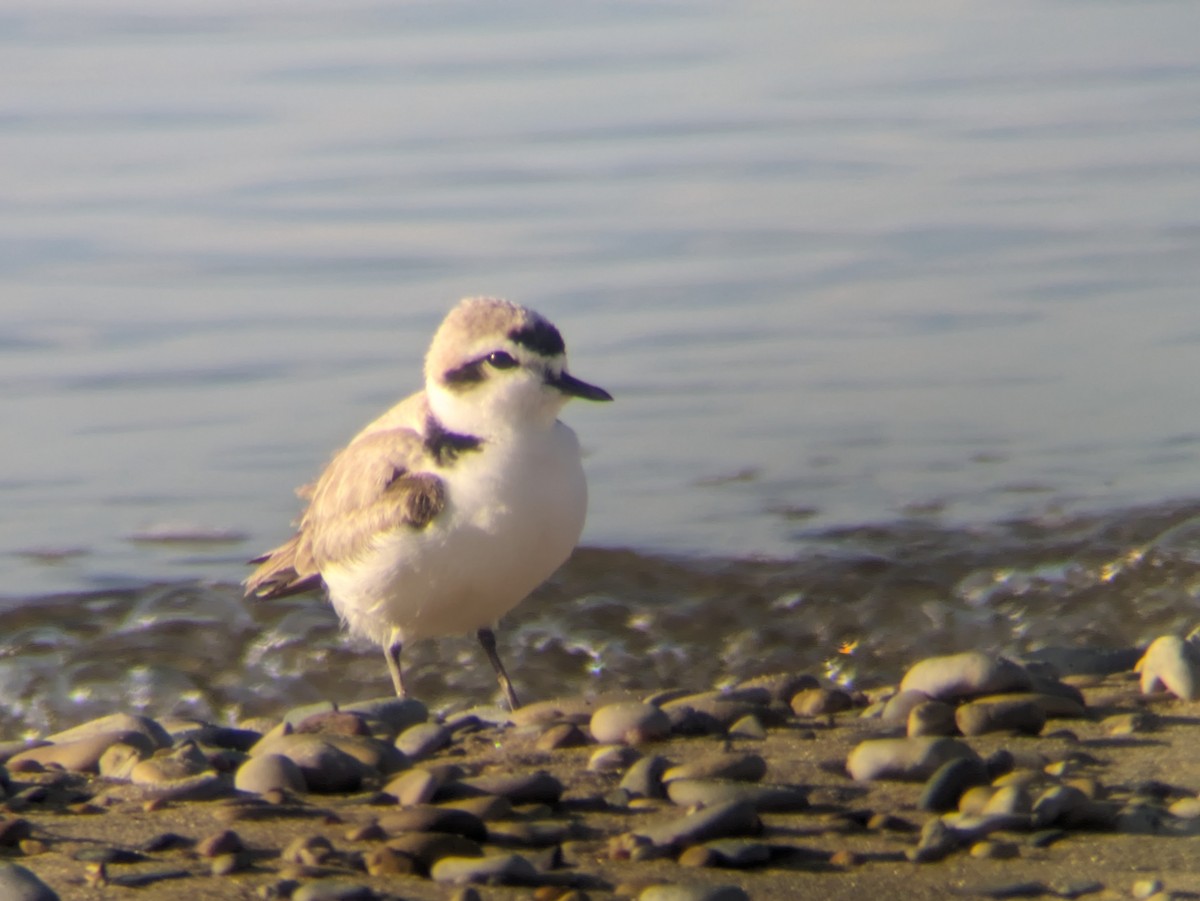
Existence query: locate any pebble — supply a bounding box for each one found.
[620,755,668,799]
[900,651,1033,700]
[679,838,771,868]
[97,742,144,779]
[1032,785,1114,829]
[907,701,958,737]
[955,697,1046,737]
[378,805,488,842]
[282,834,335,866]
[395,722,451,759]
[881,689,932,725]
[485,820,573,847]
[639,886,750,901]
[918,757,990,812]
[430,852,539,886]
[382,768,443,806]
[8,731,158,773]
[590,702,671,745]
[736,671,819,704]
[0,863,61,901]
[969,839,1019,860]
[235,753,308,795]
[136,771,234,802]
[588,745,641,772]
[386,831,484,869]
[665,779,809,812]
[295,711,371,737]
[47,712,172,748]
[1136,635,1200,700]
[726,715,767,740]
[511,697,598,728]
[1133,880,1165,899]
[291,880,376,901]
[197,829,244,857]
[630,799,761,848]
[660,693,764,728]
[846,736,980,782]
[663,754,766,784]
[343,698,429,735]
[790,687,853,716]
[535,723,589,750]
[982,785,1032,816]
[363,846,417,876]
[1105,711,1158,736]
[1168,797,1200,819]
[253,735,369,793]
[458,770,563,805]
[0,817,32,847]
[211,853,242,876]
[442,794,513,821]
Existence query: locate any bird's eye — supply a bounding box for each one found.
[485,351,518,370]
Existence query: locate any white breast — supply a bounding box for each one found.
[323,421,587,645]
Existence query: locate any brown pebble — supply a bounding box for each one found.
[19,839,48,856]
[829,849,859,867]
[295,711,371,736]
[197,829,243,858]
[678,846,718,867]
[142,798,167,813]
[344,822,387,842]
[536,723,589,751]
[84,861,108,887]
[210,852,241,876]
[0,817,32,847]
[791,687,853,717]
[970,839,1019,860]
[282,833,334,866]
[364,846,418,876]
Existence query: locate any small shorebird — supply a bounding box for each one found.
[245,297,611,709]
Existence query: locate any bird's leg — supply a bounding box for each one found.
[384,639,406,698]
[477,627,521,710]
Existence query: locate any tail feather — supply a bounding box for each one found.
[244,533,322,600]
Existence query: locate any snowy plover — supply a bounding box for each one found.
[245,297,611,709]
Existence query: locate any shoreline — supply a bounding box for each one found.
[3,647,1200,900]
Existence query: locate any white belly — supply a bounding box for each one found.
[323,423,587,645]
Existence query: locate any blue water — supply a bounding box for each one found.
[3,0,1200,600]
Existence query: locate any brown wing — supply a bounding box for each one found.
[244,428,445,600]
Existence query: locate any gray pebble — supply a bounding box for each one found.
[663,754,766,784]
[378,805,487,842]
[386,831,483,869]
[1137,635,1200,700]
[660,693,764,728]
[907,700,958,737]
[956,697,1046,737]
[588,745,641,772]
[907,817,959,863]
[640,886,750,901]
[535,723,588,750]
[394,722,450,760]
[254,735,368,793]
[791,687,853,716]
[846,736,980,782]
[900,651,1033,700]
[590,702,671,745]
[458,770,563,805]
[881,689,933,725]
[620,755,669,799]
[235,753,307,795]
[509,697,597,727]
[919,756,990,812]
[343,697,428,735]
[136,772,234,802]
[382,768,442,806]
[632,799,760,848]
[737,671,819,704]
[430,852,538,886]
[665,778,808,812]
[291,880,376,901]
[46,713,172,749]
[0,863,59,901]
[8,730,157,773]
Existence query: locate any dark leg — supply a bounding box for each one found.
[477,628,521,710]
[384,640,406,698]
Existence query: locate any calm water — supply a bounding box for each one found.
[3,1,1200,733]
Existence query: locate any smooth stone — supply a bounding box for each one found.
[395,723,451,760]
[0,818,32,847]
[620,755,669,799]
[291,880,375,901]
[47,713,172,749]
[510,697,598,728]
[941,812,1032,843]
[663,706,726,736]
[1105,711,1158,736]
[363,846,417,876]
[639,884,751,901]
[343,698,428,735]
[665,779,808,812]
[295,711,371,737]
[1137,635,1200,700]
[663,754,766,784]
[1032,785,1115,828]
[907,701,958,737]
[441,795,513,821]
[535,723,588,750]
[1168,797,1200,819]
[900,652,1033,700]
[197,829,243,857]
[846,737,980,782]
[282,834,334,866]
[907,817,959,863]
[632,800,761,848]
[9,731,157,773]
[253,735,369,793]
[159,720,262,752]
[382,768,442,806]
[386,832,484,869]
[234,754,307,795]
[484,820,572,847]
[880,689,931,725]
[969,839,1019,860]
[736,672,819,704]
[458,770,563,805]
[688,839,771,867]
[590,703,671,745]
[919,757,990,812]
[379,805,487,842]
[790,687,852,716]
[430,853,538,886]
[97,742,145,779]
[1023,646,1142,676]
[0,863,60,901]
[588,745,641,772]
[321,734,408,776]
[726,715,767,740]
[660,694,764,728]
[135,772,233,802]
[130,754,209,785]
[956,698,1046,737]
[982,785,1032,816]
